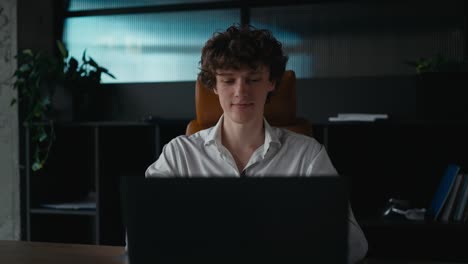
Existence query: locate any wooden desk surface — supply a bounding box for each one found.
[365,260,467,264]
[0,240,127,264]
[1,240,466,264]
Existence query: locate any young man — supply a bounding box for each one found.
[145,25,368,263]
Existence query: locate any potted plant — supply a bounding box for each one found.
[57,41,115,121]
[11,41,115,171]
[406,54,468,120]
[406,54,468,74]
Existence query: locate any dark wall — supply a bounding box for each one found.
[99,75,417,123]
[297,76,417,122]
[102,82,196,121]
[17,0,56,52]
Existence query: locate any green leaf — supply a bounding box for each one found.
[32,161,42,171]
[22,49,33,56]
[33,103,43,117]
[88,57,98,68]
[104,71,116,79]
[82,49,87,63]
[99,67,116,79]
[38,130,47,142]
[18,64,31,73]
[56,40,69,59]
[34,51,42,60]
[10,98,17,106]
[42,96,51,107]
[15,78,25,84]
[35,76,41,89]
[68,57,78,72]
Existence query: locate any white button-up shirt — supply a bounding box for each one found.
[145,116,368,263]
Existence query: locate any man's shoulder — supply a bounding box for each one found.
[273,127,326,162]
[167,127,212,147]
[274,126,321,147]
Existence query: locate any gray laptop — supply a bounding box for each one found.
[120,176,349,264]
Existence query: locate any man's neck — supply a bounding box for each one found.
[221,116,265,173]
[221,116,265,161]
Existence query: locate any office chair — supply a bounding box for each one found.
[186,70,313,136]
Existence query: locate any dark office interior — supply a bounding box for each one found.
[1,0,468,263]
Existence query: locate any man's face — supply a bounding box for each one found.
[214,65,275,125]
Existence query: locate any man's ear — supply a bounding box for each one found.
[268,80,276,92]
[213,87,218,95]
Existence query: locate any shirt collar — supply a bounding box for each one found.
[204,115,223,146]
[262,118,281,157]
[204,115,281,157]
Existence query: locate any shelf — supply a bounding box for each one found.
[314,120,468,126]
[30,214,97,244]
[30,208,96,216]
[23,124,166,245]
[361,218,468,262]
[361,219,468,232]
[27,119,190,127]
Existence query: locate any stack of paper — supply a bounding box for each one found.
[40,191,96,210]
[328,113,389,122]
[41,202,96,210]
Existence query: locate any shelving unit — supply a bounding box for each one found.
[313,121,468,261]
[24,123,98,244]
[22,120,188,245]
[363,220,468,262]
[29,208,96,215]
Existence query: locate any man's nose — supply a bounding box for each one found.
[234,79,249,97]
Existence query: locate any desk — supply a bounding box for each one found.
[0,240,127,264]
[1,240,466,264]
[365,260,467,264]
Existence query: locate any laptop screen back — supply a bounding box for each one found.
[120,176,348,263]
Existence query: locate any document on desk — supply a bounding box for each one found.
[328,113,389,122]
[40,202,96,210]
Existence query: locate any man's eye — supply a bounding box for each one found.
[249,79,260,82]
[222,80,235,84]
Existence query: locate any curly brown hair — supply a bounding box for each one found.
[198,24,288,100]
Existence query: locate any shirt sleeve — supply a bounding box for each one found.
[145,139,179,177]
[306,145,369,263]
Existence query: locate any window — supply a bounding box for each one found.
[63,1,465,82]
[251,2,465,78]
[63,9,239,83]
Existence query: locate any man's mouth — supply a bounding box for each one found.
[232,103,254,109]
